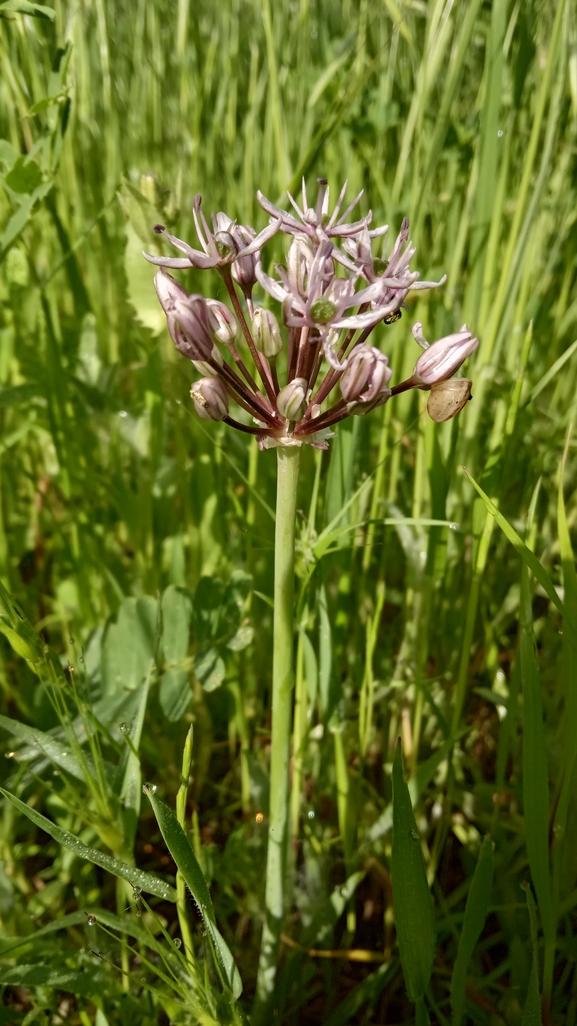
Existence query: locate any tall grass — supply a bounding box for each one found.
[0,0,576,1023]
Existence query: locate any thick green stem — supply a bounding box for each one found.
[253,445,300,1020]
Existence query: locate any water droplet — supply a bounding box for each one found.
[449,522,459,531]
[255,812,264,823]
[85,914,97,926]
[174,938,182,948]
[136,909,142,917]
[409,829,420,842]
[143,782,157,795]
[175,399,181,404]
[132,886,142,897]
[68,665,75,673]
[68,636,75,644]
[119,723,130,735]
[497,129,503,137]
[308,810,315,819]
[6,751,16,759]
[119,410,128,418]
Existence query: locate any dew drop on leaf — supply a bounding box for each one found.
[85,914,97,926]
[174,937,182,948]
[409,829,419,842]
[143,782,158,794]
[119,722,130,735]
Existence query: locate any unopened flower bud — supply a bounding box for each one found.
[154,268,189,313]
[206,300,238,345]
[190,377,229,421]
[171,295,214,361]
[413,325,479,386]
[232,226,259,290]
[193,345,223,377]
[340,345,392,403]
[287,235,313,298]
[427,378,472,422]
[276,377,307,421]
[252,308,283,358]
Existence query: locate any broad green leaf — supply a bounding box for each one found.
[226,624,254,651]
[118,670,151,848]
[159,668,191,720]
[101,596,158,695]
[161,585,192,664]
[451,835,494,1026]
[391,739,436,1002]
[5,157,43,194]
[0,788,176,902]
[521,884,542,1026]
[194,648,225,692]
[144,787,242,1000]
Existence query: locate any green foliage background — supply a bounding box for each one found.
[0,0,576,1023]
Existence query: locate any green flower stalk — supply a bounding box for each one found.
[144,177,478,1014]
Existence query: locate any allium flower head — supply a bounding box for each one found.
[145,179,479,448]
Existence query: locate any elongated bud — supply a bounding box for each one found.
[413,326,479,386]
[154,268,189,312]
[232,226,259,290]
[190,377,229,421]
[340,344,392,403]
[171,295,214,361]
[206,299,238,345]
[252,308,283,358]
[287,235,313,298]
[276,377,307,421]
[427,378,472,422]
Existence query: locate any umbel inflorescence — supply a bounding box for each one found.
[144,178,479,449]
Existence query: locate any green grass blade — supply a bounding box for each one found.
[0,579,67,685]
[0,713,89,783]
[144,786,242,1000]
[521,883,542,1026]
[450,835,494,1026]
[463,469,565,619]
[0,787,176,901]
[519,558,554,959]
[391,739,436,1002]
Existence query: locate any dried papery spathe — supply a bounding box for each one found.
[427,379,472,422]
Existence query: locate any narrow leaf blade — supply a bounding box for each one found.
[0,788,176,901]
[144,787,242,1000]
[391,739,436,1002]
